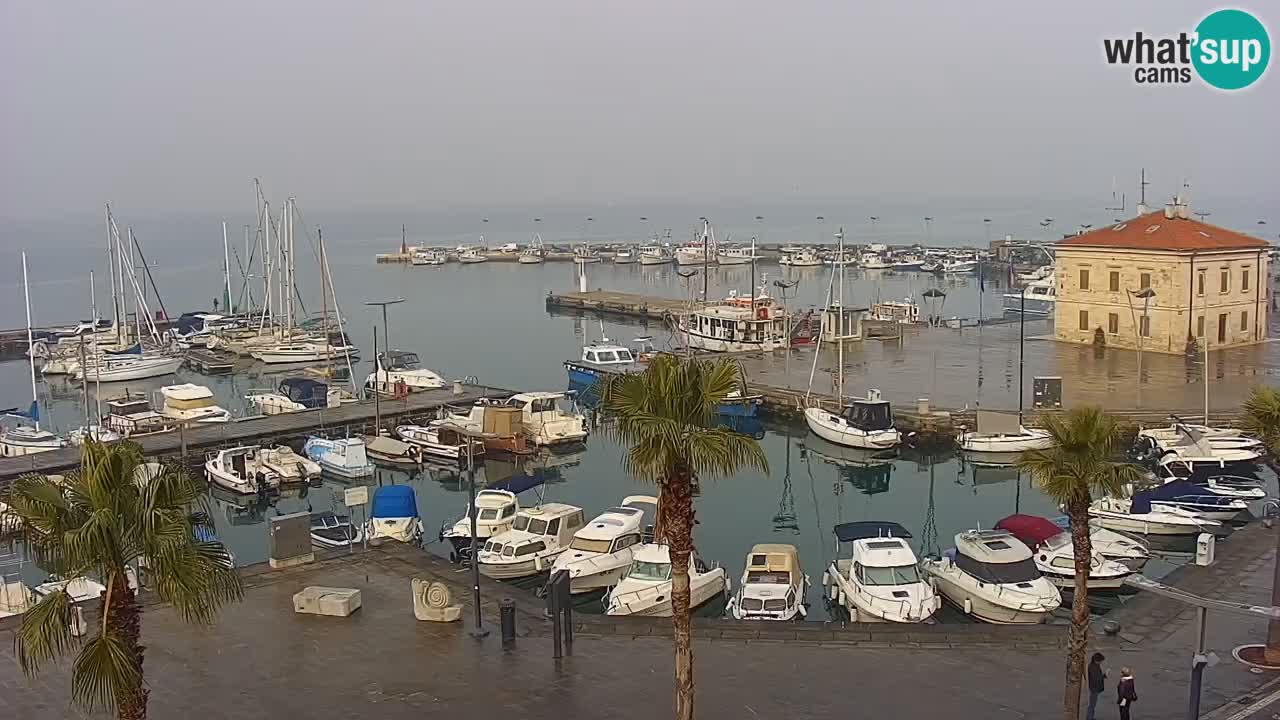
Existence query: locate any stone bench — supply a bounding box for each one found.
[293,586,362,617]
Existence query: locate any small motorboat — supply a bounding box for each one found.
[204,446,280,495]
[441,489,520,561]
[605,543,729,617]
[1,415,67,458]
[495,392,588,447]
[365,350,446,395]
[1048,517,1150,571]
[822,521,939,623]
[303,437,375,479]
[259,445,322,484]
[1088,495,1220,536]
[310,510,363,548]
[957,427,1054,453]
[1153,458,1266,499]
[638,244,672,265]
[478,503,585,580]
[549,496,657,595]
[395,423,486,460]
[365,485,424,544]
[995,515,1135,592]
[1138,481,1248,523]
[157,383,231,424]
[613,248,638,264]
[67,425,122,446]
[804,390,902,450]
[458,248,489,264]
[778,249,822,267]
[920,529,1061,624]
[727,543,809,621]
[411,249,447,266]
[364,435,421,467]
[245,378,343,415]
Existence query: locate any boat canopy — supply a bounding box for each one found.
[994,514,1063,550]
[1138,481,1240,507]
[371,485,419,519]
[842,400,894,431]
[833,520,912,543]
[489,473,546,496]
[280,378,329,407]
[366,435,413,457]
[381,351,421,370]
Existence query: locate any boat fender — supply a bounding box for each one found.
[797,603,807,619]
[963,598,972,615]
[534,556,543,572]
[821,570,830,588]
[834,587,843,606]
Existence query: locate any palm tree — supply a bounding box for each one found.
[1241,386,1280,662]
[0,441,242,720]
[1016,407,1144,720]
[599,354,767,720]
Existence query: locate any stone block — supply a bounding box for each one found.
[293,586,362,617]
[411,578,462,623]
[270,552,315,570]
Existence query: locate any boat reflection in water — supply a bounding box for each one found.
[802,437,896,496]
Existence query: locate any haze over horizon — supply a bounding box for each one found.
[2,1,1275,222]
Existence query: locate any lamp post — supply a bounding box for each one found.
[439,422,496,639]
[1128,287,1156,408]
[364,298,404,353]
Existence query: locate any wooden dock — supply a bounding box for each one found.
[545,290,691,321]
[0,384,511,482]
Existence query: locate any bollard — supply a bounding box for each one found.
[500,598,517,648]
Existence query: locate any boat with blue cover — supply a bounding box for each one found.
[365,485,423,544]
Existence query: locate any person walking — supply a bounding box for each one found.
[1086,652,1106,720]
[1116,667,1138,720]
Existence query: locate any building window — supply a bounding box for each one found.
[1139,272,1151,290]
[1109,271,1120,292]
[1197,270,1205,297]
[1218,313,1227,343]
[1196,315,1204,337]
[1220,269,1230,294]
[1243,269,1251,292]
[1242,311,1249,331]
[1079,269,1090,290]
[1107,313,1119,334]
[1078,310,1089,331]
[1139,315,1150,337]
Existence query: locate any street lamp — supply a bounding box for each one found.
[1127,287,1156,406]
[438,422,497,640]
[364,298,405,353]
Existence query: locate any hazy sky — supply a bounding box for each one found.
[1,1,1275,218]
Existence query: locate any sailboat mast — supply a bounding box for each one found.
[320,227,329,343]
[222,221,232,313]
[1203,332,1210,425]
[90,270,102,423]
[105,204,120,339]
[261,198,272,330]
[836,227,845,404]
[21,252,39,430]
[128,227,142,343]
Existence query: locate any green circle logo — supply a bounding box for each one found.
[1193,9,1270,90]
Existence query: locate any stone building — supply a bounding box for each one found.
[1053,200,1269,354]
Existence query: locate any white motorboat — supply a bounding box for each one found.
[572,246,600,264]
[859,252,892,270]
[157,383,231,424]
[891,255,925,271]
[245,378,344,415]
[779,249,823,267]
[499,392,588,447]
[204,446,281,495]
[363,435,422,467]
[74,353,183,382]
[549,496,657,595]
[606,543,729,617]
[613,248,638,264]
[252,340,358,365]
[822,521,939,623]
[868,299,921,325]
[1138,422,1250,443]
[411,249,447,266]
[1017,265,1054,283]
[1048,517,1151,571]
[1138,481,1248,522]
[67,425,122,446]
[920,529,1062,625]
[958,427,1054,453]
[677,292,789,353]
[1088,496,1220,536]
[639,244,672,265]
[805,390,902,450]
[0,421,66,458]
[477,503,586,580]
[365,350,446,395]
[366,485,424,544]
[395,422,486,460]
[728,543,809,621]
[102,394,174,439]
[441,489,520,560]
[310,511,363,548]
[1002,274,1056,316]
[996,515,1135,592]
[1143,425,1263,472]
[717,237,760,266]
[941,259,978,274]
[303,437,375,479]
[258,445,322,484]
[518,248,545,264]
[1153,458,1266,500]
[458,248,489,264]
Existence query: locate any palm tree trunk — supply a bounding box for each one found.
[664,473,696,720]
[1064,501,1092,720]
[107,574,148,720]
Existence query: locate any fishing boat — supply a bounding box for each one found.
[605,544,729,617]
[674,219,716,266]
[365,485,424,544]
[891,254,925,271]
[920,529,1062,624]
[868,299,921,325]
[1002,274,1056,316]
[411,249,447,266]
[860,252,892,270]
[779,249,823,267]
[310,511,362,548]
[245,378,343,415]
[805,390,902,450]
[717,237,760,266]
[477,503,586,580]
[157,383,230,424]
[2,254,66,458]
[395,422,486,460]
[365,350,446,394]
[822,521,938,623]
[727,543,809,621]
[102,394,174,439]
[639,243,673,265]
[204,446,280,495]
[549,496,657,595]
[303,437,375,479]
[519,234,547,264]
[1088,495,1220,536]
[613,247,638,264]
[995,515,1135,592]
[572,245,600,264]
[440,489,520,560]
[458,248,489,264]
[676,289,789,353]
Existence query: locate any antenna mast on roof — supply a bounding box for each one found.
[1137,168,1150,214]
[1105,176,1125,214]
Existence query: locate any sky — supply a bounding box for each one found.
[1,1,1276,220]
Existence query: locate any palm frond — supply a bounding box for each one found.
[1243,387,1280,456]
[15,589,77,675]
[70,631,142,713]
[1017,406,1138,506]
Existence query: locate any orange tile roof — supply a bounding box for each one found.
[1057,211,1268,252]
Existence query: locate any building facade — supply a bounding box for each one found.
[1053,204,1269,354]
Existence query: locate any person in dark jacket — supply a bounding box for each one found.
[1086,652,1106,720]
[1117,667,1138,720]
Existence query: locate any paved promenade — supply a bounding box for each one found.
[3,534,1279,719]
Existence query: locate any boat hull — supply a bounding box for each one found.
[804,408,901,450]
[77,356,183,382]
[924,565,1059,624]
[606,570,728,617]
[479,550,567,580]
[958,431,1054,453]
[1088,511,1209,536]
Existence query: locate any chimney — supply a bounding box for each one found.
[1163,202,1175,220]
[1175,196,1190,220]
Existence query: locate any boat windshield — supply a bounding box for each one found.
[512,515,530,531]
[844,402,894,431]
[477,508,499,521]
[628,559,672,581]
[570,537,612,553]
[862,564,922,586]
[746,570,791,584]
[527,518,549,535]
[386,352,420,370]
[955,554,1040,584]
